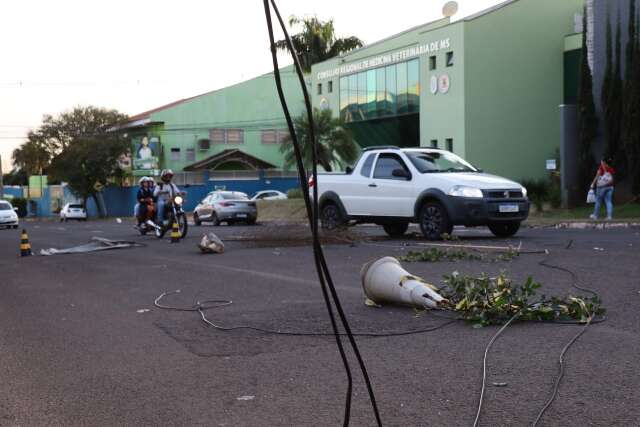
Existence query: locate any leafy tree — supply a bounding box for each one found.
[280,108,358,172]
[602,11,624,167]
[48,134,129,212]
[275,16,363,73]
[11,139,51,176]
[2,169,28,186]
[622,0,640,193]
[36,106,128,155]
[577,8,598,190]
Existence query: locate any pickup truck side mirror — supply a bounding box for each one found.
[392,168,411,180]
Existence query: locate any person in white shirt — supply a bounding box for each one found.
[154,169,181,224]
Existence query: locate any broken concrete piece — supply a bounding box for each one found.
[198,233,225,254]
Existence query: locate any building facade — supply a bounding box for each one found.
[311,0,584,181]
[122,67,307,186]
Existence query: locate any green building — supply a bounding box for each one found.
[311,0,584,180]
[122,67,306,185]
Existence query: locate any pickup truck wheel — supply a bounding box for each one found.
[383,223,409,238]
[320,203,344,230]
[419,202,452,240]
[488,221,521,238]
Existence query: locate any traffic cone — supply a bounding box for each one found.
[20,229,32,257]
[170,221,180,243]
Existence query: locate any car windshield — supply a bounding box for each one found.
[0,202,11,211]
[406,150,477,173]
[221,192,248,200]
[69,204,83,209]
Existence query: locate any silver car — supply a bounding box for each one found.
[193,191,257,226]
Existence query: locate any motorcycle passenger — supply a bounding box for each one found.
[154,169,181,225]
[136,177,155,227]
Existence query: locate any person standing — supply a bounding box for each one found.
[589,158,615,220]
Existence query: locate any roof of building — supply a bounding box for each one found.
[183,149,277,171]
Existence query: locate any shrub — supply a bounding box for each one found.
[10,197,28,217]
[287,188,303,199]
[520,179,549,211]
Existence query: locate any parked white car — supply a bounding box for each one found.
[60,203,87,221]
[312,147,530,239]
[0,200,19,229]
[251,190,288,201]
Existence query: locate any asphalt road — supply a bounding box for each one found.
[1,219,639,426]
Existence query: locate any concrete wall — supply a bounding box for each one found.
[464,0,583,180]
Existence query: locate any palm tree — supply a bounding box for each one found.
[12,138,50,176]
[280,108,359,172]
[275,16,363,73]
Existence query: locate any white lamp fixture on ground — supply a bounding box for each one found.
[360,257,447,309]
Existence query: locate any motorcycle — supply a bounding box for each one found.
[153,194,189,240]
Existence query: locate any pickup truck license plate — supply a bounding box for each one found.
[499,204,519,213]
[236,213,248,218]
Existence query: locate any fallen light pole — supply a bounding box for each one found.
[361,256,447,309]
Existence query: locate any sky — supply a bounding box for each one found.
[0,0,505,172]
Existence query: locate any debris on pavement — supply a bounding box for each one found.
[361,256,447,309]
[236,396,255,401]
[198,232,225,254]
[40,237,145,256]
[137,309,150,314]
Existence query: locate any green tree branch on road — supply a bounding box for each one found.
[280,108,358,173]
[274,16,363,73]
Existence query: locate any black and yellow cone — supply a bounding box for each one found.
[170,221,180,243]
[20,229,32,257]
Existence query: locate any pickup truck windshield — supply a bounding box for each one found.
[406,151,477,173]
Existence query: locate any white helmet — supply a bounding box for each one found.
[160,169,174,178]
[139,176,149,185]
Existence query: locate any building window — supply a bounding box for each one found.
[186,148,195,162]
[446,52,454,67]
[198,139,211,151]
[261,130,277,144]
[277,129,289,143]
[338,59,420,123]
[210,129,225,143]
[429,56,437,71]
[226,129,244,144]
[430,139,438,148]
[317,83,322,95]
[170,148,180,161]
[446,138,453,152]
[328,81,333,93]
[210,129,244,144]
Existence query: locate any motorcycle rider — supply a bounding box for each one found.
[154,169,181,225]
[136,176,155,228]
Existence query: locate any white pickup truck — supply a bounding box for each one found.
[311,146,530,240]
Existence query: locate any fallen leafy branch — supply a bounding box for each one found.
[440,272,605,326]
[399,247,519,263]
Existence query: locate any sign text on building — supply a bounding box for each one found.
[317,38,451,80]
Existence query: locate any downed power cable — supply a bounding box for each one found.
[154,290,458,338]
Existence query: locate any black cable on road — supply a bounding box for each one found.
[154,291,458,338]
[531,258,601,427]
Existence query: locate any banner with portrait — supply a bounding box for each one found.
[133,136,160,172]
